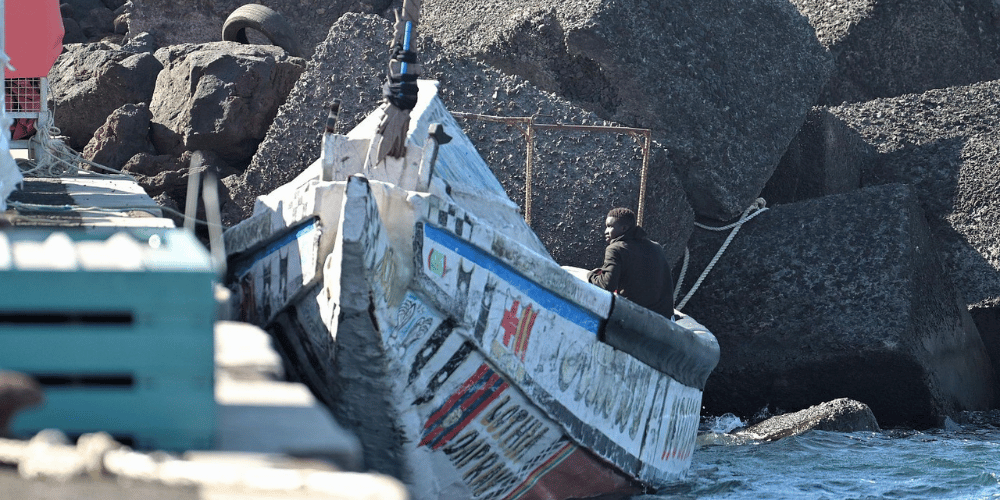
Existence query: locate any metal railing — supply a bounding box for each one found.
[451,112,653,227]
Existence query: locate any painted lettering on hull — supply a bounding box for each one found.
[413,219,703,482]
[420,363,509,450]
[658,386,701,463]
[406,326,639,499]
[442,430,522,498]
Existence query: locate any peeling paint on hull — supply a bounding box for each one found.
[225,81,719,499]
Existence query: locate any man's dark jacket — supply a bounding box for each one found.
[587,225,674,318]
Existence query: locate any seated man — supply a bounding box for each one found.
[587,207,674,319]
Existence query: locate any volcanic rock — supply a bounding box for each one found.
[77,4,116,40]
[61,17,87,44]
[790,0,1000,105]
[49,43,163,150]
[83,103,157,172]
[968,299,1000,394]
[682,183,996,428]
[761,107,876,206]
[825,81,1000,311]
[121,150,239,228]
[149,42,306,167]
[62,0,118,41]
[121,32,157,54]
[735,398,880,441]
[420,0,834,221]
[823,80,1000,395]
[125,0,395,59]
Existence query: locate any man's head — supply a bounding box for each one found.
[604,207,636,244]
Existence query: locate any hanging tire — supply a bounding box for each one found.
[222,4,302,58]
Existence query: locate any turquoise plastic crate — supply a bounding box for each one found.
[0,228,218,450]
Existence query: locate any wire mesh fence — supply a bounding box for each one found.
[5,77,43,114]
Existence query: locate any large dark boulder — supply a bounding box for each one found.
[62,0,118,42]
[125,0,394,59]
[682,183,996,428]
[421,0,834,221]
[825,81,1000,311]
[123,150,240,228]
[824,80,1000,393]
[225,13,694,269]
[969,299,1000,395]
[49,43,163,150]
[149,42,305,168]
[120,152,189,200]
[790,0,1000,105]
[760,107,876,207]
[83,103,157,172]
[121,32,158,54]
[77,4,116,40]
[61,17,88,44]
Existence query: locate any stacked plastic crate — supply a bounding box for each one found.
[0,228,218,450]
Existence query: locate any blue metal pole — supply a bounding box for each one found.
[401,20,413,74]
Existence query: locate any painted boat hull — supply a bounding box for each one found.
[225,81,719,499]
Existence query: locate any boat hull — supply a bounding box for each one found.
[225,82,718,499]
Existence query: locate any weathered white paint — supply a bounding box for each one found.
[232,218,322,326]
[413,214,697,481]
[224,80,716,497]
[639,379,702,481]
[229,175,350,325]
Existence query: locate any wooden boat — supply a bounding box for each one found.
[223,2,719,498]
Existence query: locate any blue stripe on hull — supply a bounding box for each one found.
[423,224,601,332]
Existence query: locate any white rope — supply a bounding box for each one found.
[10,78,130,178]
[674,198,769,311]
[673,246,690,301]
[8,91,223,228]
[20,111,87,177]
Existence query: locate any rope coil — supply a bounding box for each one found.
[674,198,769,311]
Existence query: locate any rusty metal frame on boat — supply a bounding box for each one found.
[451,112,653,226]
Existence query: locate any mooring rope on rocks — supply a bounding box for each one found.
[18,111,103,178]
[674,198,769,311]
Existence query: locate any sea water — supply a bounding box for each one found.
[639,412,1000,499]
